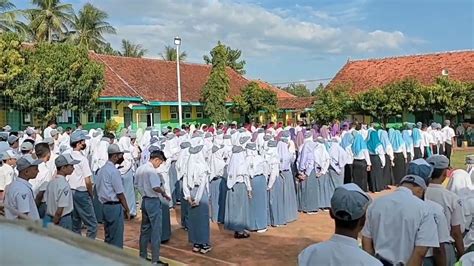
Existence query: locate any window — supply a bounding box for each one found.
[57,110,79,124]
[170,106,178,120]
[184,106,192,119]
[87,102,112,123]
[196,106,203,119]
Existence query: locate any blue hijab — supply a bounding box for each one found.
[402,130,414,149]
[366,130,382,153]
[378,129,391,151]
[412,128,422,146]
[389,128,405,151]
[351,132,367,157]
[341,132,354,149]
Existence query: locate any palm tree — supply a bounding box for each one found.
[160,45,187,61]
[204,44,246,74]
[0,0,26,34]
[27,0,74,42]
[119,39,147,58]
[70,3,116,51]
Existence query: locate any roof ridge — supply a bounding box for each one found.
[348,49,474,63]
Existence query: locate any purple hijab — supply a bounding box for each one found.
[331,123,340,137]
[295,129,305,150]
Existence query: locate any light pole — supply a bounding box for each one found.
[174,36,183,127]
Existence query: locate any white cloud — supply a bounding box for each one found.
[87,0,411,61]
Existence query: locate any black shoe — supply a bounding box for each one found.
[200,244,212,254]
[234,232,250,239]
[192,244,201,252]
[152,260,169,266]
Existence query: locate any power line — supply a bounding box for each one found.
[269,77,333,86]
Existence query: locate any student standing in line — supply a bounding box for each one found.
[135,150,170,266]
[246,142,269,232]
[351,132,371,192]
[441,120,455,163]
[389,128,407,185]
[0,150,18,202]
[29,143,52,218]
[44,154,79,230]
[299,183,382,266]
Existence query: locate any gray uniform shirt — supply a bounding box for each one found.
[45,175,73,217]
[95,161,124,203]
[135,161,162,198]
[362,187,439,265]
[298,234,382,266]
[4,178,40,220]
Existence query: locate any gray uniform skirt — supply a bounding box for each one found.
[281,170,298,223]
[248,175,268,231]
[328,167,344,202]
[188,187,210,245]
[169,161,179,206]
[179,179,189,229]
[268,174,286,226]
[210,176,226,223]
[300,170,320,212]
[161,197,171,242]
[317,172,332,209]
[225,182,250,232]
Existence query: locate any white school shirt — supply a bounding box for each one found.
[135,162,162,198]
[95,161,124,203]
[29,161,52,199]
[369,146,386,168]
[441,126,455,145]
[353,149,372,166]
[4,178,40,220]
[43,126,53,139]
[298,234,382,266]
[45,175,73,217]
[424,199,452,257]
[0,163,15,191]
[362,187,439,265]
[66,150,93,191]
[426,184,465,241]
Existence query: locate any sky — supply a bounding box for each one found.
[12,0,474,89]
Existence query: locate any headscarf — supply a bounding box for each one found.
[277,141,292,171]
[389,128,405,151]
[402,130,414,151]
[412,128,422,146]
[289,128,296,142]
[226,146,249,189]
[295,130,305,150]
[366,130,382,154]
[330,123,340,137]
[329,141,350,174]
[351,132,367,157]
[378,129,392,152]
[297,139,317,176]
[186,145,210,190]
[209,145,226,178]
[340,132,353,150]
[320,125,330,140]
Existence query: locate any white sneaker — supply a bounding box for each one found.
[257,228,268,233]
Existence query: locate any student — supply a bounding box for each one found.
[209,144,227,224]
[28,143,52,219]
[43,120,57,139]
[441,120,455,162]
[246,142,269,232]
[366,130,386,193]
[412,123,424,159]
[351,132,371,192]
[135,150,170,266]
[378,129,394,189]
[7,135,19,152]
[389,128,407,185]
[266,140,286,226]
[176,141,192,230]
[297,131,319,213]
[95,144,131,248]
[362,174,439,265]
[20,141,34,156]
[299,183,381,266]
[44,154,78,230]
[421,124,434,158]
[425,155,465,261]
[184,144,212,253]
[278,133,298,223]
[406,159,451,266]
[0,150,18,202]
[68,130,97,239]
[4,155,42,220]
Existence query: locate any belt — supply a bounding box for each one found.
[375,255,393,266]
[103,201,120,205]
[142,196,159,200]
[194,185,200,188]
[47,212,72,218]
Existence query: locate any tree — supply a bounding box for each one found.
[233,82,278,122]
[160,45,186,61]
[281,83,311,97]
[312,86,351,124]
[420,77,473,117]
[96,42,119,56]
[1,0,28,36]
[311,83,325,96]
[201,42,230,123]
[204,43,246,74]
[27,0,74,42]
[0,32,24,88]
[4,42,105,122]
[119,39,146,58]
[353,87,390,124]
[69,3,116,51]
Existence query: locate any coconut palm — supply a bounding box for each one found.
[69,3,116,51]
[160,45,187,61]
[27,0,74,42]
[0,0,26,34]
[119,39,147,58]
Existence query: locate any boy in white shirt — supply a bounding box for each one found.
[0,150,18,202]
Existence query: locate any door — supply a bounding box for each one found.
[123,107,132,128]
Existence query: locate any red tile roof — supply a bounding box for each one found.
[90,53,250,102]
[328,50,474,94]
[253,80,296,99]
[278,97,315,110]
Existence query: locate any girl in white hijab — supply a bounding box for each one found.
[209,144,227,223]
[118,135,137,217]
[265,140,285,227]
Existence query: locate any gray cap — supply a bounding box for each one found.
[55,153,80,167]
[426,155,449,169]
[166,133,176,140]
[20,142,34,151]
[466,155,474,165]
[3,125,12,131]
[444,120,450,126]
[161,128,169,135]
[148,145,160,153]
[331,183,370,221]
[7,135,19,145]
[70,130,90,143]
[246,142,257,150]
[16,155,42,171]
[42,137,55,145]
[129,132,137,139]
[400,174,428,190]
[56,126,64,133]
[407,159,433,183]
[50,129,58,137]
[281,131,290,138]
[107,143,129,154]
[150,130,159,137]
[25,127,35,136]
[1,150,19,160]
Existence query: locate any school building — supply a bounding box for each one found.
[0,52,314,131]
[328,50,474,125]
